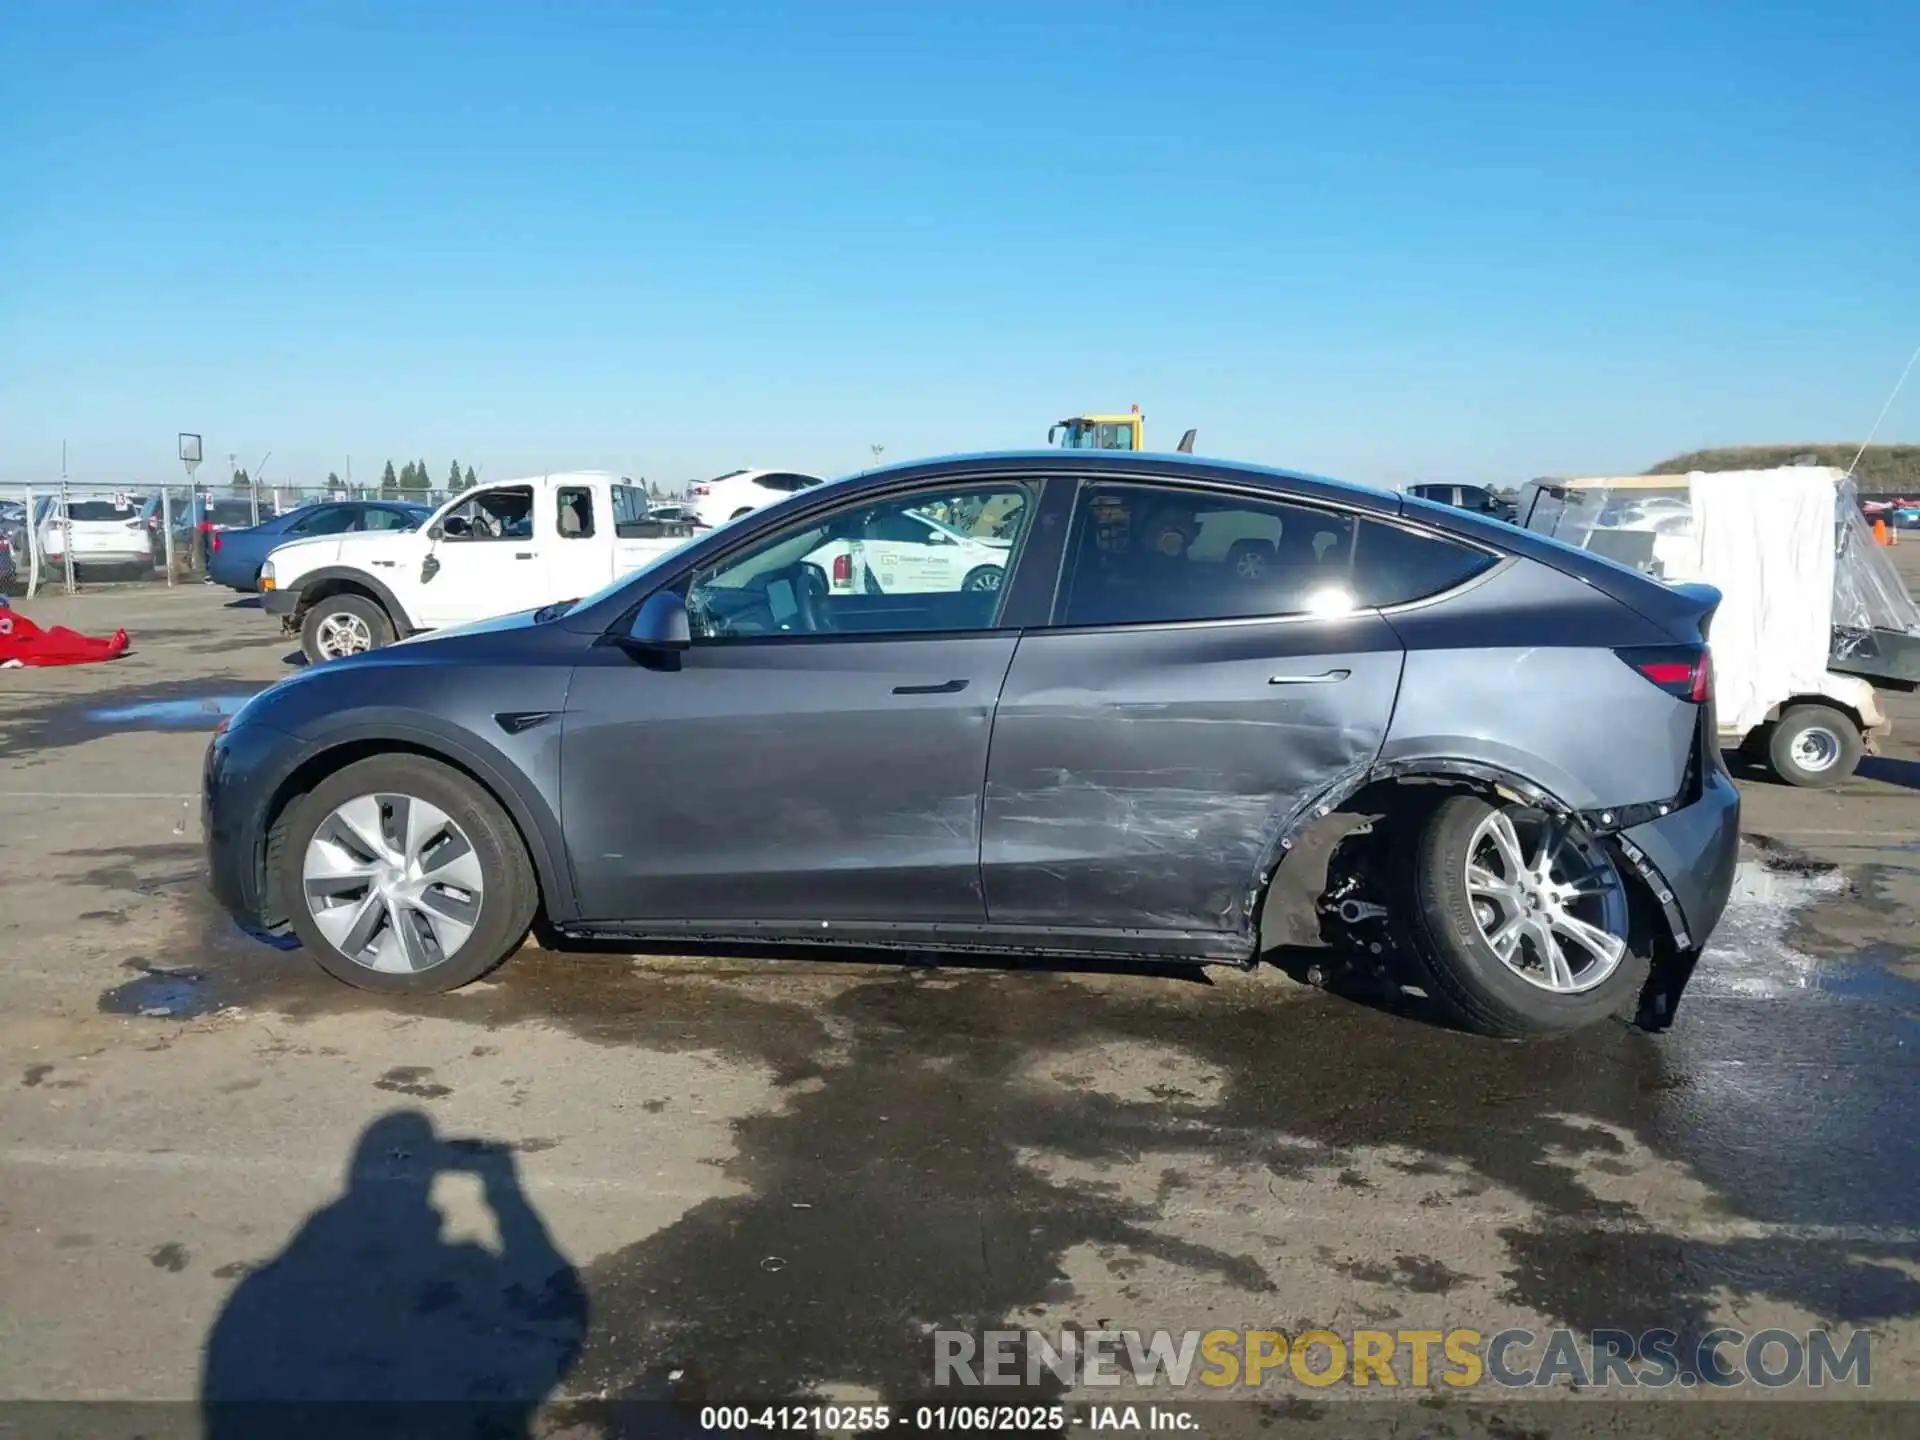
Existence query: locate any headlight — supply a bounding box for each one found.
[259,559,276,591]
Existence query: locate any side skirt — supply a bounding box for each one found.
[556,918,1256,969]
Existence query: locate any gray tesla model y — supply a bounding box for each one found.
[204,451,1738,1037]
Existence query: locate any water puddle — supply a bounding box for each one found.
[99,964,227,1019]
[83,694,255,730]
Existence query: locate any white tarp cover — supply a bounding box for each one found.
[1683,468,1838,733]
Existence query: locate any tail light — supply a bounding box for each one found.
[689,484,710,497]
[211,532,223,553]
[1618,645,1712,703]
[831,552,852,587]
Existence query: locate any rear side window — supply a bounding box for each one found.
[556,487,596,539]
[361,508,417,531]
[1350,519,1497,607]
[292,506,358,536]
[67,501,140,522]
[1054,482,1496,626]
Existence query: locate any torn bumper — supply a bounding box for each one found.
[1614,757,1740,1030]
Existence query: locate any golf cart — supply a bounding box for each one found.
[1522,466,1920,788]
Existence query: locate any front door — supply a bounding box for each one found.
[414,483,543,628]
[561,479,1041,924]
[981,479,1410,939]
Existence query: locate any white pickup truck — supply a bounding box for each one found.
[261,471,700,663]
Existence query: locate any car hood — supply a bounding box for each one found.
[268,529,417,575]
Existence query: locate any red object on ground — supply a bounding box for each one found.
[0,608,131,667]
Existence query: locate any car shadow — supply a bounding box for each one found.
[225,596,262,610]
[531,928,1217,986]
[1859,754,1920,791]
[281,650,308,668]
[200,1109,586,1437]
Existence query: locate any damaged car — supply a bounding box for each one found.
[204,451,1738,1037]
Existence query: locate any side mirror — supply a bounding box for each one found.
[427,523,445,541]
[625,590,691,651]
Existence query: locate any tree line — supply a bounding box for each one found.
[317,460,478,499]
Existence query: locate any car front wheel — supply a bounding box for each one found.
[961,565,1003,594]
[1403,795,1646,1037]
[301,593,393,664]
[279,755,538,994]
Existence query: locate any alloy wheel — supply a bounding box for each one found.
[301,793,485,973]
[1464,808,1629,994]
[315,611,373,659]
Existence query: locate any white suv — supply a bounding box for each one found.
[36,496,155,577]
[689,469,825,528]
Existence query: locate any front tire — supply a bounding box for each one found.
[1767,704,1861,788]
[1402,794,1647,1038]
[301,592,393,664]
[278,755,538,994]
[961,565,1003,594]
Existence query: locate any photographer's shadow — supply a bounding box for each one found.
[202,1110,586,1437]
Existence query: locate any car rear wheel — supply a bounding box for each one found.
[1403,794,1646,1037]
[279,755,538,994]
[301,593,393,664]
[1767,704,1862,788]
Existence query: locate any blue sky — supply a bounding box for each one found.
[2,0,1915,491]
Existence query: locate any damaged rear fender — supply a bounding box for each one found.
[1249,756,1703,1030]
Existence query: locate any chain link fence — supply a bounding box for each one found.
[0,481,451,596]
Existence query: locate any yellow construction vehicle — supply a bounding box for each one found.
[1048,403,1195,454]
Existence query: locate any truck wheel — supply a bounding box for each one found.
[1768,704,1862,788]
[1401,794,1647,1038]
[279,754,538,994]
[301,593,393,664]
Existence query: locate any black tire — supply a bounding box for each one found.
[1767,704,1862,788]
[300,592,394,665]
[1401,794,1648,1038]
[961,565,1003,594]
[278,754,538,995]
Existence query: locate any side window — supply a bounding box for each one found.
[556,486,596,539]
[361,508,414,531]
[440,486,534,542]
[1054,483,1361,627]
[1350,519,1497,607]
[685,483,1036,641]
[291,507,358,537]
[757,472,808,494]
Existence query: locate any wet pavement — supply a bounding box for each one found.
[2,583,1920,1435]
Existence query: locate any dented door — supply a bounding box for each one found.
[981,616,1405,938]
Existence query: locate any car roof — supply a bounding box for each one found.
[834,449,1410,518]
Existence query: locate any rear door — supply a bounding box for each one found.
[981,479,1409,940]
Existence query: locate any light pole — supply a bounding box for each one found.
[177,433,203,584]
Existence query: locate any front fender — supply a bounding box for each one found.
[288,708,576,923]
[283,566,419,635]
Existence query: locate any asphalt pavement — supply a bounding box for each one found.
[1,579,1918,1437]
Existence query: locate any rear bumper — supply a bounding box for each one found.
[1619,758,1740,952]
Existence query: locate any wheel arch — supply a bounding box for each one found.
[256,721,574,931]
[288,567,417,635]
[1250,755,1694,970]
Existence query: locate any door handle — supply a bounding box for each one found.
[1268,668,1350,685]
[893,679,969,695]
[514,551,535,559]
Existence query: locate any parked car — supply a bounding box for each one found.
[34,495,155,577]
[1407,483,1516,524]
[208,501,432,593]
[259,473,699,663]
[805,506,1013,596]
[208,450,1738,1039]
[646,502,698,525]
[688,468,826,528]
